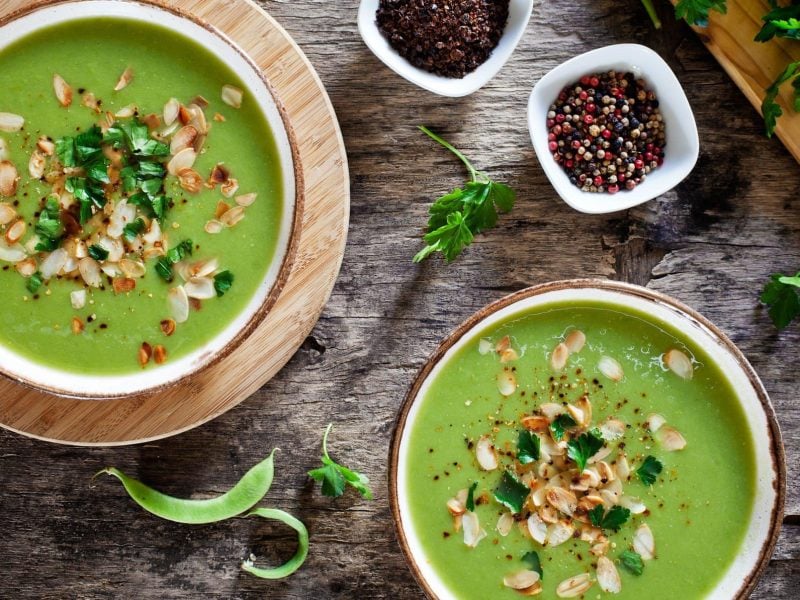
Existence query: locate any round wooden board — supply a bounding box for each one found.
[0,0,349,445]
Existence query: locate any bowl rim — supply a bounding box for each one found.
[388,278,786,600]
[357,0,533,98]
[528,43,700,214]
[0,0,304,400]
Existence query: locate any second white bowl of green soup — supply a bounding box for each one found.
[390,280,785,600]
[0,1,299,398]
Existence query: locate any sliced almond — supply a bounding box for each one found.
[657,425,687,451]
[546,487,577,516]
[40,248,67,279]
[70,289,87,309]
[114,104,137,118]
[546,520,575,547]
[446,496,466,517]
[527,513,547,544]
[564,329,586,353]
[461,511,486,548]
[215,200,230,219]
[113,277,136,294]
[595,461,615,483]
[4,219,25,244]
[497,512,514,537]
[170,125,198,155]
[119,258,146,279]
[556,573,593,598]
[71,316,84,335]
[204,219,223,234]
[160,318,176,336]
[615,453,630,480]
[588,445,612,464]
[184,276,215,300]
[0,239,26,262]
[221,178,239,198]
[599,418,626,441]
[596,556,621,593]
[209,163,230,184]
[0,202,17,225]
[213,112,226,122]
[0,113,24,132]
[36,137,55,156]
[475,435,498,471]
[619,495,647,514]
[53,74,72,107]
[496,370,517,397]
[504,571,540,591]
[78,257,102,287]
[167,148,197,175]
[521,415,549,432]
[235,192,257,207]
[540,403,564,421]
[28,150,46,179]
[15,257,36,277]
[0,161,19,196]
[153,344,167,364]
[632,523,655,560]
[187,257,219,278]
[598,356,623,382]
[664,348,694,380]
[163,98,180,126]
[178,168,203,193]
[221,84,243,108]
[645,413,666,433]
[478,338,494,355]
[221,205,247,227]
[550,342,569,371]
[566,404,585,428]
[168,285,189,323]
[186,103,207,134]
[139,342,152,367]
[114,67,133,91]
[576,395,592,427]
[81,92,100,113]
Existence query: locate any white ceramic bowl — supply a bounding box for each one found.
[528,44,699,214]
[358,0,533,97]
[0,0,299,399]
[390,280,785,599]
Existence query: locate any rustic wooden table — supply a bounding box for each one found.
[0,0,797,597]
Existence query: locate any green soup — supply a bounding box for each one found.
[404,301,756,599]
[0,17,283,373]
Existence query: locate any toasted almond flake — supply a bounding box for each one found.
[497,512,514,537]
[40,248,67,279]
[475,435,498,471]
[0,161,19,196]
[70,316,84,335]
[566,404,584,427]
[178,168,203,193]
[34,137,54,156]
[114,104,137,118]
[619,495,647,514]
[462,511,486,548]
[170,125,198,155]
[107,200,136,239]
[499,347,519,363]
[539,402,564,421]
[539,505,558,524]
[81,92,101,113]
[163,98,180,126]
[204,219,223,234]
[186,104,207,134]
[504,571,540,591]
[591,539,610,557]
[598,356,623,381]
[78,257,102,287]
[213,112,226,122]
[221,84,243,108]
[4,219,25,244]
[0,138,7,161]
[114,67,133,91]
[599,418,626,441]
[527,514,547,544]
[15,257,36,277]
[221,177,239,198]
[663,348,694,379]
[119,259,146,279]
[0,239,26,262]
[28,150,46,179]
[546,487,577,516]
[215,200,231,219]
[184,276,215,300]
[70,289,86,310]
[139,342,152,367]
[587,445,612,465]
[521,415,549,432]
[234,192,257,207]
[632,523,655,560]
[446,497,466,516]
[53,74,72,107]
[576,395,592,426]
[496,370,517,396]
[657,425,687,451]
[550,342,569,371]
[546,520,574,547]
[220,205,245,227]
[153,344,167,364]
[0,113,24,133]
[113,277,136,294]
[188,257,219,278]
[168,285,189,323]
[209,163,230,184]
[596,556,621,593]
[615,453,630,479]
[158,318,176,337]
[556,573,593,598]
[575,468,601,490]
[595,461,615,483]
[478,338,493,355]
[0,202,16,225]
[495,335,511,353]
[167,148,197,175]
[578,495,604,514]
[645,413,666,433]
[564,329,586,353]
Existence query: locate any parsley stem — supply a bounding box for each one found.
[321,422,333,460]
[640,0,661,29]
[418,125,480,182]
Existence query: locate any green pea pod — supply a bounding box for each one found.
[241,508,309,579]
[96,450,275,524]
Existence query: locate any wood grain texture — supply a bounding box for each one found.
[669,0,800,161]
[0,0,799,598]
[0,0,349,444]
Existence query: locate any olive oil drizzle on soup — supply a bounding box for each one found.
[0,18,283,374]
[405,302,756,600]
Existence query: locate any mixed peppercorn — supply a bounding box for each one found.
[546,71,666,194]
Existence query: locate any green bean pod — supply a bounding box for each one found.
[96,450,275,524]
[241,508,309,579]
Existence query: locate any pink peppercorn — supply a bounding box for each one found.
[548,141,558,151]
[593,176,603,186]
[607,184,620,194]
[556,114,566,123]
[583,114,594,124]
[634,158,643,169]
[590,76,599,87]
[586,103,596,113]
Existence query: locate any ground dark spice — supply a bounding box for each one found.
[375,0,509,79]
[547,71,666,194]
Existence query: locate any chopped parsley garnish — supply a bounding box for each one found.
[566,429,604,471]
[637,455,664,486]
[493,470,529,515]
[308,423,372,500]
[755,5,800,42]
[761,272,800,329]
[88,244,109,261]
[105,120,169,157]
[619,550,645,576]
[122,218,146,242]
[588,505,631,532]
[550,413,577,442]
[522,551,543,579]
[213,270,234,297]
[413,126,515,263]
[56,125,113,223]
[761,60,800,138]
[517,430,540,464]
[466,481,478,512]
[34,198,64,252]
[155,239,194,282]
[26,272,44,294]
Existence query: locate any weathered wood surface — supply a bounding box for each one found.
[0,0,798,597]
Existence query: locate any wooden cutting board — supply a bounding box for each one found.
[0,0,349,445]
[670,0,800,161]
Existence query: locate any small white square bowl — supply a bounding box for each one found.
[528,44,699,214]
[358,0,533,97]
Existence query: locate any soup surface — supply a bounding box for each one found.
[404,301,756,599]
[0,17,283,373]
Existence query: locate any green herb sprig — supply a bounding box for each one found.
[761,272,800,328]
[674,0,728,27]
[413,126,515,263]
[566,430,604,472]
[466,481,479,512]
[522,551,543,579]
[589,505,631,532]
[619,550,645,575]
[308,423,373,500]
[493,470,530,514]
[517,430,541,464]
[550,414,577,442]
[637,455,664,486]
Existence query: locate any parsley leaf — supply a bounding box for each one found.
[413,126,515,263]
[26,272,44,294]
[637,455,664,486]
[674,0,727,27]
[88,244,109,261]
[761,273,800,329]
[308,423,372,500]
[550,414,577,442]
[517,430,541,465]
[762,61,800,137]
[34,198,64,252]
[619,550,645,576]
[566,429,604,471]
[522,551,543,579]
[122,218,146,241]
[214,270,234,297]
[466,481,478,512]
[493,470,529,514]
[154,239,193,282]
[756,5,800,42]
[589,505,631,532]
[106,120,169,157]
